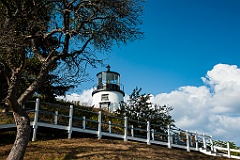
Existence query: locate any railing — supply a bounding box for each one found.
[214,145,240,159]
[0,98,239,159]
[92,83,124,92]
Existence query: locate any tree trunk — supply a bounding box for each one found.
[7,108,31,160]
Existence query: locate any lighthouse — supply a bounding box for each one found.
[92,65,125,112]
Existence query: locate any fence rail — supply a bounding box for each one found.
[0,98,239,159]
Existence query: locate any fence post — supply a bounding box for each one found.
[108,121,111,133]
[210,135,214,151]
[124,117,128,141]
[68,105,73,139]
[227,142,231,158]
[131,125,134,137]
[186,130,190,152]
[147,121,151,145]
[32,98,40,141]
[203,134,206,149]
[168,125,172,149]
[54,111,58,125]
[151,129,155,141]
[195,132,199,151]
[98,111,102,139]
[82,116,86,129]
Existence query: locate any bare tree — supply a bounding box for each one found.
[0,0,144,159]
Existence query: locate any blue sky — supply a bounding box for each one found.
[73,0,240,95]
[63,1,240,145]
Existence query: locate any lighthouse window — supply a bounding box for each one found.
[99,102,110,110]
[101,94,109,101]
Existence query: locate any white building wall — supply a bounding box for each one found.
[92,91,124,112]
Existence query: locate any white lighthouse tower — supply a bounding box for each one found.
[92,65,125,112]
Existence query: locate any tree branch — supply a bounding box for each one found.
[69,35,94,57]
[43,28,63,39]
[31,38,45,62]
[18,61,48,105]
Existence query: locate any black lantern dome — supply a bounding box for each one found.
[92,65,124,96]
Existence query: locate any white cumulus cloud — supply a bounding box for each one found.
[152,64,240,145]
[56,89,93,106]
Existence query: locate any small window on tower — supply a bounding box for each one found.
[101,94,109,101]
[100,102,110,110]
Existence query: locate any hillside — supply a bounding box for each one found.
[0,137,232,160]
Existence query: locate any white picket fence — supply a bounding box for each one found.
[1,98,240,159]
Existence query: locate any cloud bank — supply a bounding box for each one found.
[57,89,93,106]
[152,64,240,144]
[59,64,240,145]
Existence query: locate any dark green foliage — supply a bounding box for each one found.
[0,75,7,101]
[116,87,175,133]
[0,57,73,102]
[214,140,237,148]
[214,140,240,156]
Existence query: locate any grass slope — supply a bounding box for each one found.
[0,137,232,160]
